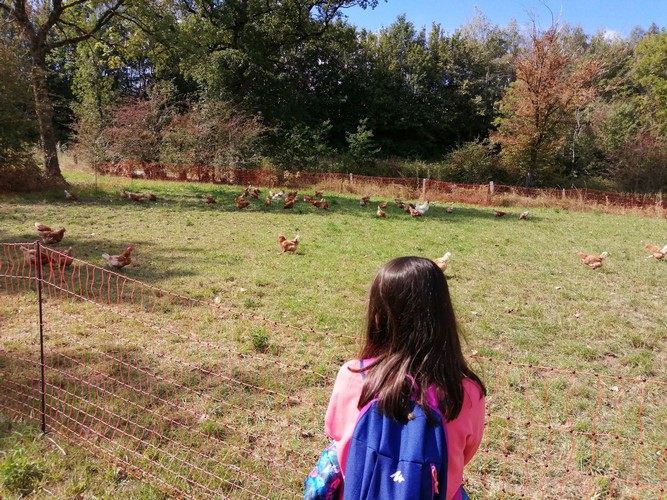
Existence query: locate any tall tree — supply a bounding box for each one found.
[493,24,602,185]
[0,0,126,183]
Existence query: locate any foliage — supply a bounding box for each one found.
[441,139,500,184]
[103,83,177,164]
[0,450,43,495]
[345,118,380,167]
[493,25,602,186]
[161,100,267,169]
[631,31,667,135]
[0,31,37,156]
[273,120,334,170]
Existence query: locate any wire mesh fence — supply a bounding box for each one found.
[96,162,667,210]
[1,242,665,498]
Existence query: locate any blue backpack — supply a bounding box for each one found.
[343,373,449,500]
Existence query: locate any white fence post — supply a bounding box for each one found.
[489,181,494,194]
[349,172,353,184]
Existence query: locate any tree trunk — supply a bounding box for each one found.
[31,48,64,183]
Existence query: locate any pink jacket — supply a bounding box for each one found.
[325,360,486,500]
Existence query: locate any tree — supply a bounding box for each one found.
[493,24,602,185]
[0,0,127,183]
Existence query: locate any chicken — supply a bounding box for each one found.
[415,200,430,214]
[644,244,665,260]
[265,197,271,206]
[120,189,128,199]
[360,196,371,207]
[578,251,608,270]
[304,194,314,203]
[236,199,251,209]
[319,199,329,210]
[395,198,406,209]
[128,192,146,202]
[20,245,52,265]
[493,209,507,217]
[145,193,157,202]
[56,247,74,268]
[376,206,387,218]
[315,190,323,197]
[445,206,454,213]
[378,201,388,209]
[34,223,66,244]
[102,246,134,270]
[408,206,423,217]
[203,195,218,204]
[278,234,300,253]
[519,211,529,220]
[249,188,261,199]
[283,198,296,209]
[270,190,285,200]
[433,252,452,272]
[64,189,78,201]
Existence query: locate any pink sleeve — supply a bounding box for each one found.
[324,360,365,476]
[444,378,486,499]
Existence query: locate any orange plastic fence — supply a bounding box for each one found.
[1,243,665,499]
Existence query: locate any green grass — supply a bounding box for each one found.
[0,169,665,498]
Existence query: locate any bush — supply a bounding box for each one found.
[0,151,45,192]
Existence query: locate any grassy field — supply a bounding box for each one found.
[1,169,665,498]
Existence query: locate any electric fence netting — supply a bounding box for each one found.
[1,242,665,498]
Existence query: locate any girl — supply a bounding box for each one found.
[325,256,486,499]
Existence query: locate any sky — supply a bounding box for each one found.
[342,0,666,38]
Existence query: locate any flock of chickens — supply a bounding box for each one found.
[20,221,134,271]
[17,187,666,273]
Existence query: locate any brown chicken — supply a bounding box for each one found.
[578,251,608,270]
[278,234,300,253]
[265,197,271,206]
[493,209,507,217]
[64,189,78,201]
[283,198,296,209]
[236,199,251,209]
[408,206,423,217]
[102,246,134,270]
[378,201,389,209]
[644,244,665,260]
[377,206,387,218]
[56,247,74,267]
[319,199,329,210]
[34,223,66,244]
[315,190,323,197]
[145,193,157,201]
[129,192,146,202]
[360,196,371,207]
[203,195,218,204]
[304,194,314,203]
[20,245,52,265]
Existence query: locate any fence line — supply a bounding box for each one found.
[1,243,665,498]
[97,162,667,210]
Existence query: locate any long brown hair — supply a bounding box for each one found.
[355,256,485,422]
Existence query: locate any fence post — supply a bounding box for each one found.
[562,188,566,199]
[422,178,427,197]
[349,173,353,184]
[35,241,47,434]
[488,181,494,195]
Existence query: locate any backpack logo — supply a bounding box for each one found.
[390,470,405,483]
